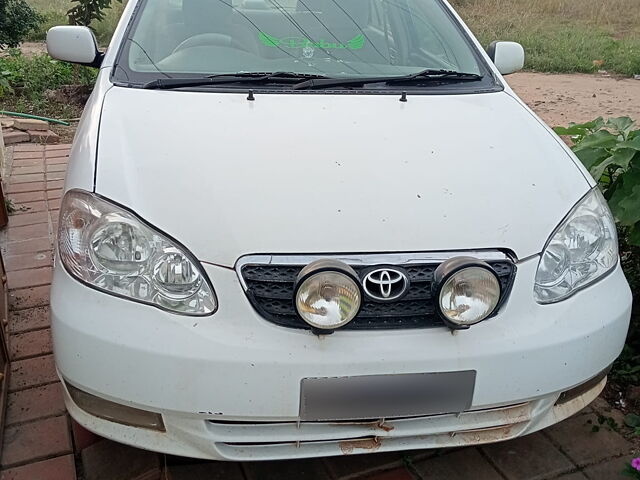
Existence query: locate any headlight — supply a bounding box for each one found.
[58,189,216,315]
[433,257,501,328]
[534,188,618,304]
[294,260,362,330]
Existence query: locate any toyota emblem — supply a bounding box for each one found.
[362,268,410,301]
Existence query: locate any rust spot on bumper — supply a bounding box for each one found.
[339,437,382,454]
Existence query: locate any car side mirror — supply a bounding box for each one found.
[487,41,525,75]
[47,26,103,67]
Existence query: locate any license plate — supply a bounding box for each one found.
[300,371,476,421]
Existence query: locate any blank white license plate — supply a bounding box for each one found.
[300,371,476,421]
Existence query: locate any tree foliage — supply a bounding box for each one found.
[67,0,122,27]
[0,0,43,49]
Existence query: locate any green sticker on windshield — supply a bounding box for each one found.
[259,32,365,50]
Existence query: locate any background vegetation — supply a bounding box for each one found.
[451,0,640,76]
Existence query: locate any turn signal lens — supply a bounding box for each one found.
[295,261,361,330]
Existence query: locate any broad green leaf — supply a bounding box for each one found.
[575,147,609,171]
[590,149,636,181]
[616,136,640,151]
[624,413,640,428]
[608,168,640,226]
[606,117,636,137]
[629,222,640,246]
[574,130,620,151]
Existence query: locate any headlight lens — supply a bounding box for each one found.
[294,261,361,330]
[438,266,501,326]
[534,189,618,304]
[58,189,216,315]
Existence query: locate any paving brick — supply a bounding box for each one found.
[545,414,632,467]
[28,130,60,145]
[47,163,67,173]
[556,474,588,480]
[48,198,61,210]
[0,454,76,480]
[14,119,48,131]
[12,200,47,213]
[9,174,45,184]
[7,192,45,204]
[46,172,65,182]
[5,182,45,195]
[325,452,404,479]
[46,189,63,201]
[47,180,64,191]
[4,238,51,256]
[13,144,44,152]
[9,328,52,360]
[244,459,331,480]
[7,224,49,243]
[166,461,244,480]
[12,150,43,160]
[12,159,43,168]
[1,415,72,468]
[45,155,69,165]
[45,144,71,151]
[45,149,70,159]
[6,382,65,425]
[361,468,415,480]
[482,433,574,480]
[12,166,44,175]
[70,420,102,452]
[81,439,161,480]
[413,448,502,480]
[9,307,50,334]
[583,457,630,479]
[3,131,30,145]
[5,251,52,272]
[7,267,52,290]
[7,212,49,229]
[9,286,50,311]
[9,354,57,392]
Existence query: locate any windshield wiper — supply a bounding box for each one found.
[142,72,329,89]
[292,69,483,90]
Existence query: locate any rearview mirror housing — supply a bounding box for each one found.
[487,41,525,75]
[47,26,103,67]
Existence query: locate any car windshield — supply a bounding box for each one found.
[115,0,493,89]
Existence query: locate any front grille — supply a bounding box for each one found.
[239,255,516,330]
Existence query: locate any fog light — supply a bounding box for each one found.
[66,383,165,431]
[433,257,501,329]
[294,259,362,331]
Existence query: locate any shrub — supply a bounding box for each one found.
[555,118,640,246]
[0,50,97,100]
[0,0,43,49]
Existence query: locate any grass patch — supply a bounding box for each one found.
[452,0,640,75]
[0,50,95,119]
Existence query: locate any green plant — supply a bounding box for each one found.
[68,0,121,26]
[0,0,43,48]
[554,118,640,246]
[0,51,96,100]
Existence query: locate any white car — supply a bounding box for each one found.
[46,0,632,461]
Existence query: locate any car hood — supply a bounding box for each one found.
[96,87,589,267]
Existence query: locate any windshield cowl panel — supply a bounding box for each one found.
[112,0,497,93]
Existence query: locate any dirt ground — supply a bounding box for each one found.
[508,72,640,128]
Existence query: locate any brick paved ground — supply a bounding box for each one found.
[0,143,637,480]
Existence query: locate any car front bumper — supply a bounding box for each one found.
[51,256,632,460]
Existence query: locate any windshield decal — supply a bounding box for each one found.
[258,32,365,50]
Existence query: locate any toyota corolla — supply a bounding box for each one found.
[46,0,632,461]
